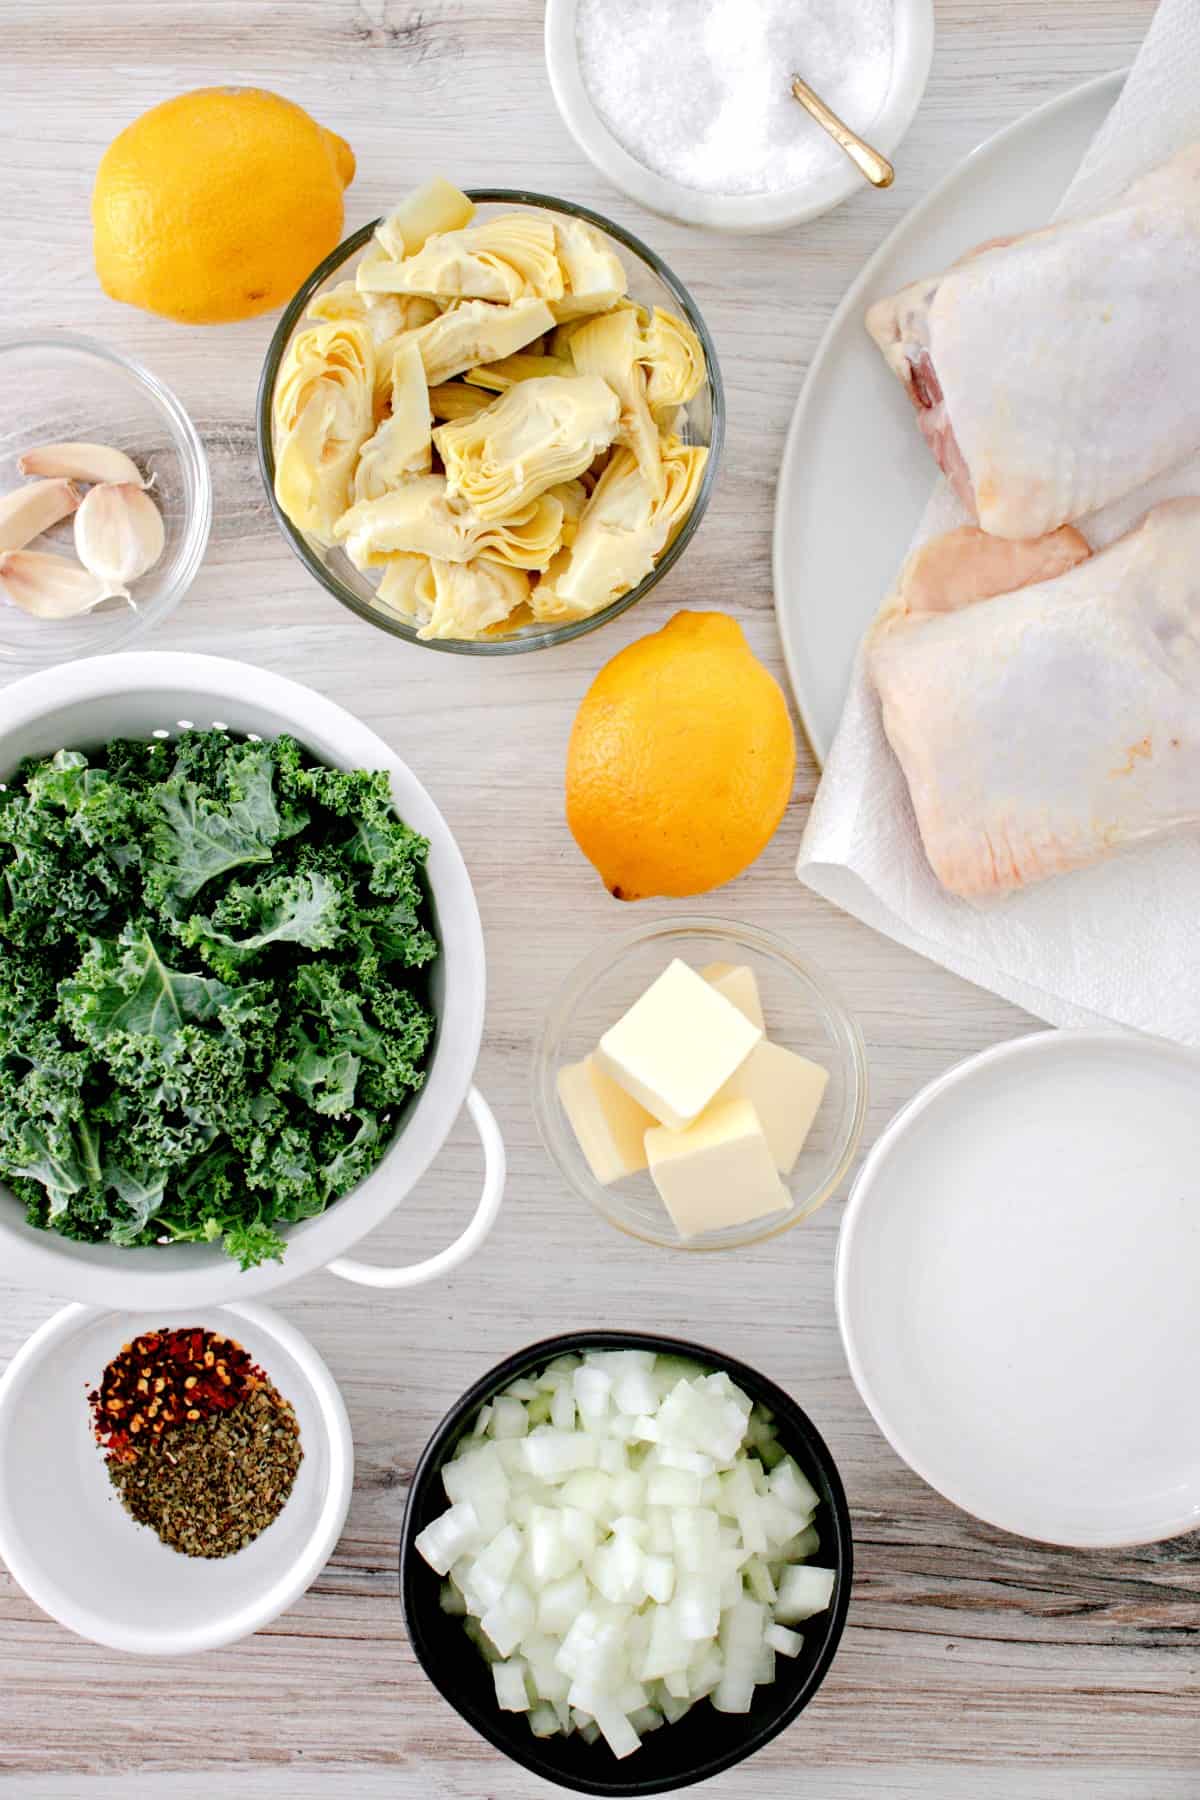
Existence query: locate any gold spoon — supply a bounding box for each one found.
[790,73,894,189]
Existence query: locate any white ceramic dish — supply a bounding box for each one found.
[837,1030,1200,1548]
[772,70,1123,761]
[0,652,505,1308]
[544,0,934,232]
[0,1301,353,1654]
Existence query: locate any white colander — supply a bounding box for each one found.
[0,652,504,1308]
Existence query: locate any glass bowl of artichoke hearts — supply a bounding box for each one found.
[257,179,723,652]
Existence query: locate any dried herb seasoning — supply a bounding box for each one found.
[90,1326,303,1559]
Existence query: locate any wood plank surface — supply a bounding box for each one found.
[3,2,1196,1796]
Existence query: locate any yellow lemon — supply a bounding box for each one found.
[566,611,796,901]
[93,87,355,325]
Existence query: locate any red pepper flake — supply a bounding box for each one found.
[88,1328,269,1466]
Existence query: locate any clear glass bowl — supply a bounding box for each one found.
[0,334,211,671]
[532,917,868,1252]
[256,190,724,655]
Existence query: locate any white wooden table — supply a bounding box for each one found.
[4,4,1196,1796]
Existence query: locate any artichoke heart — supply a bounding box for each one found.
[547,478,589,548]
[375,177,476,261]
[568,308,664,501]
[434,374,620,522]
[334,474,564,572]
[639,307,706,414]
[308,282,438,345]
[375,550,437,620]
[354,340,433,502]
[463,352,573,392]
[362,214,564,305]
[376,550,530,641]
[552,217,629,320]
[402,298,556,385]
[530,439,707,621]
[428,382,494,423]
[273,319,375,544]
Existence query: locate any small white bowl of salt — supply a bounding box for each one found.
[545,0,934,232]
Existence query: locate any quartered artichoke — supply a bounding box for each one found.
[374,178,476,261]
[531,439,708,622]
[402,297,556,385]
[377,551,531,641]
[273,318,375,544]
[362,214,564,305]
[640,306,706,414]
[354,340,433,502]
[552,217,629,320]
[333,473,565,572]
[568,307,664,500]
[434,375,620,522]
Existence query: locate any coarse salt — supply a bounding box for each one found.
[576,0,895,198]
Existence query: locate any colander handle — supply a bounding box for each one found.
[324,1087,506,1289]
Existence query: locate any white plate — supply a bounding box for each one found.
[545,0,934,232]
[0,1302,353,1653]
[772,71,1124,763]
[836,1031,1200,1547]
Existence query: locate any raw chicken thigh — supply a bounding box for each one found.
[869,500,1200,898]
[866,145,1200,539]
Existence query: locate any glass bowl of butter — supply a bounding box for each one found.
[532,917,868,1252]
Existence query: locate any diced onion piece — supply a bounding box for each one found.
[493,1658,531,1712]
[481,1580,536,1657]
[775,1564,836,1624]
[765,1623,804,1657]
[491,1395,529,1439]
[414,1501,482,1575]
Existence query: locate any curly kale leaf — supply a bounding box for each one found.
[180,869,345,974]
[145,741,299,903]
[61,929,236,1047]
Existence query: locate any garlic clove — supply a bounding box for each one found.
[0,550,110,618]
[73,482,165,593]
[0,478,81,553]
[17,440,145,487]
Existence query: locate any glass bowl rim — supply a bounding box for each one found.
[0,330,212,669]
[255,190,725,656]
[531,914,870,1252]
[398,1326,854,1795]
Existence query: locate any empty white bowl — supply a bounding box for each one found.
[837,1031,1200,1547]
[545,0,935,231]
[0,1302,353,1653]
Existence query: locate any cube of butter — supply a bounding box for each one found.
[718,1040,829,1174]
[646,1097,790,1237]
[557,1054,656,1185]
[701,961,765,1031]
[596,958,761,1130]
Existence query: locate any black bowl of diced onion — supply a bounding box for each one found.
[398,1330,852,1795]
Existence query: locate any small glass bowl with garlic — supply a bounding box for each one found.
[0,334,211,671]
[256,184,723,654]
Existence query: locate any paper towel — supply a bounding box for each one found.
[796,0,1200,1044]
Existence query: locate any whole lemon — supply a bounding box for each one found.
[566,611,796,901]
[92,87,355,325]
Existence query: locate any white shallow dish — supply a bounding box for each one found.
[0,1301,353,1653]
[0,652,505,1308]
[545,0,934,231]
[773,70,1123,761]
[837,1030,1200,1548]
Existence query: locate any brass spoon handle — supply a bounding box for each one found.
[790,74,894,189]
